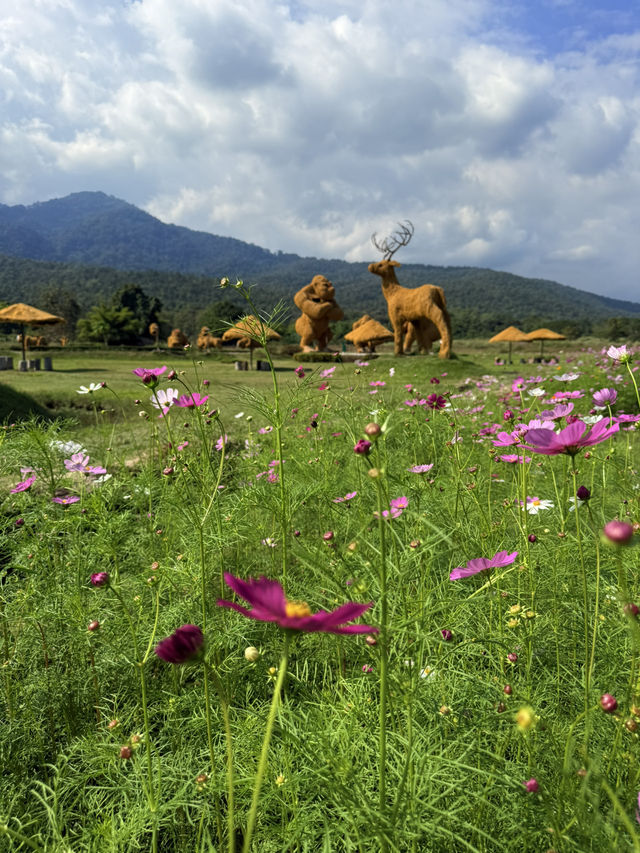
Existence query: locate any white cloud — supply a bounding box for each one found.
[0,0,639,300]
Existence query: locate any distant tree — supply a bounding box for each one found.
[38,286,81,340]
[77,304,138,346]
[111,284,161,336]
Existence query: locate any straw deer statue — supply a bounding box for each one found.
[369,221,452,358]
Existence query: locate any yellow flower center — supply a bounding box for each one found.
[285,600,312,619]
[532,499,540,506]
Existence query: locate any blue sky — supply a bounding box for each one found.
[1,0,639,301]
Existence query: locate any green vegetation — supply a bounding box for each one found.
[1,314,639,851]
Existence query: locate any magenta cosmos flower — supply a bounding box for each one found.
[52,495,80,505]
[155,624,204,664]
[525,418,619,456]
[132,366,167,387]
[175,392,209,408]
[450,549,518,581]
[426,393,447,409]
[218,573,378,634]
[10,474,36,493]
[592,387,617,406]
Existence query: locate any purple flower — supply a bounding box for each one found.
[523,778,539,793]
[217,573,378,635]
[132,366,167,387]
[10,474,36,493]
[441,629,452,641]
[426,394,447,410]
[91,572,109,587]
[175,393,209,408]
[52,495,80,505]
[593,388,617,406]
[333,491,357,503]
[450,550,518,581]
[320,366,336,379]
[294,366,305,378]
[353,439,372,455]
[155,625,204,664]
[576,485,591,501]
[525,418,619,456]
[499,454,532,464]
[407,464,434,473]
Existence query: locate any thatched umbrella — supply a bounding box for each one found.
[222,315,280,368]
[488,325,530,364]
[345,316,394,352]
[0,302,65,364]
[525,328,566,357]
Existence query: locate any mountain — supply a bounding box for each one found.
[1,192,639,331]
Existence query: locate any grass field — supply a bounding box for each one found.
[1,328,639,852]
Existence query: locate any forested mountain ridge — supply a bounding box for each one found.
[0,192,639,338]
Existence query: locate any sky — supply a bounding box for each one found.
[1,0,639,301]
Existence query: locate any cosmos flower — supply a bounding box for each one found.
[525,418,619,456]
[520,497,554,514]
[332,491,357,503]
[320,366,336,379]
[175,393,209,408]
[10,474,36,493]
[150,387,180,414]
[407,464,434,473]
[592,388,617,406]
[155,625,204,664]
[450,550,518,581]
[132,366,167,386]
[426,394,447,409]
[77,383,102,394]
[607,345,631,363]
[52,495,80,505]
[499,454,532,464]
[217,573,378,634]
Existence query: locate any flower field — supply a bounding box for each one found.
[1,323,640,852]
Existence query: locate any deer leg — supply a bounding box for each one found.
[429,306,452,359]
[392,320,404,356]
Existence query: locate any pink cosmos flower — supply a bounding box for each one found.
[332,491,357,503]
[10,474,36,493]
[155,625,204,664]
[65,452,90,472]
[607,344,630,363]
[320,366,336,379]
[175,393,209,408]
[374,496,408,519]
[318,382,329,391]
[215,435,228,451]
[132,366,167,386]
[217,573,378,634]
[450,549,518,581]
[525,418,619,456]
[539,402,574,420]
[499,454,532,464]
[52,495,80,505]
[408,464,434,473]
[592,388,617,406]
[294,366,305,378]
[492,430,522,447]
[369,380,386,387]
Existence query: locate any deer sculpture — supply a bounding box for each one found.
[369,221,452,359]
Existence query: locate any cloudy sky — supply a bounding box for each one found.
[1,0,639,300]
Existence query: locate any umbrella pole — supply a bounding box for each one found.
[540,340,544,358]
[508,341,512,364]
[21,323,26,365]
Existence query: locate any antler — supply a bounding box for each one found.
[371,220,414,260]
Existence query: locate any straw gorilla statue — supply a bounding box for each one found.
[294,275,344,352]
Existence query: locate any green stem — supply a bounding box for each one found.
[571,468,590,717]
[374,472,389,853]
[242,634,291,853]
[625,361,640,412]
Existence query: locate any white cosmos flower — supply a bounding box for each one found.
[77,383,102,394]
[555,373,580,382]
[50,440,86,455]
[234,411,245,418]
[527,387,546,397]
[150,387,179,410]
[525,497,554,514]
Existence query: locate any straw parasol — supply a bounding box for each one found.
[525,328,566,357]
[222,315,280,368]
[0,302,65,363]
[488,325,530,364]
[344,316,394,352]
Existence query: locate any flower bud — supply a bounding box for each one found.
[119,746,132,760]
[90,572,109,587]
[523,778,539,793]
[365,634,377,646]
[364,422,381,438]
[503,684,512,695]
[87,620,100,632]
[440,629,452,641]
[353,439,372,455]
[528,534,536,543]
[244,646,260,662]
[576,485,591,501]
[15,518,24,527]
[624,602,639,618]
[600,693,618,713]
[603,520,634,545]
